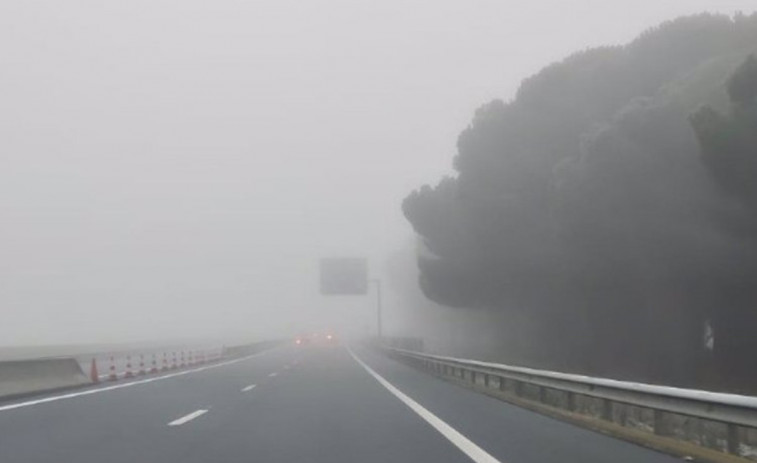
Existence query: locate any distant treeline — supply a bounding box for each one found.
[402,13,757,392]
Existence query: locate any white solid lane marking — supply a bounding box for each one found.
[0,351,271,413]
[168,409,208,426]
[268,372,278,377]
[241,384,256,392]
[347,347,502,463]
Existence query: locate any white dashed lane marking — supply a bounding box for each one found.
[168,409,208,426]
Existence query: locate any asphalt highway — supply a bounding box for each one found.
[0,343,682,463]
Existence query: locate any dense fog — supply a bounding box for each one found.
[2,0,755,368]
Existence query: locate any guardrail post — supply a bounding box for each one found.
[600,398,612,421]
[652,409,663,435]
[727,423,739,455]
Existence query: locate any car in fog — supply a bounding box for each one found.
[295,332,338,346]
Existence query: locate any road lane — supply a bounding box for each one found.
[182,345,472,463]
[0,351,270,413]
[352,345,682,463]
[348,347,500,463]
[0,342,686,463]
[0,346,293,463]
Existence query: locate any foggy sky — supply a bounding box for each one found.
[2,0,755,345]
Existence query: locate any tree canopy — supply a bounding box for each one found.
[402,13,757,389]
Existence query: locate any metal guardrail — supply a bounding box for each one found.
[383,345,757,460]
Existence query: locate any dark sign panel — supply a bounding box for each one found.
[319,258,368,295]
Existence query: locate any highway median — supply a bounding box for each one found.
[0,358,91,401]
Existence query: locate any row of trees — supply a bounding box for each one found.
[402,13,757,391]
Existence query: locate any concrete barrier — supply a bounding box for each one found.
[221,340,282,358]
[0,358,92,400]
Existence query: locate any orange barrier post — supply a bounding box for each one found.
[150,354,158,374]
[138,354,146,376]
[108,356,118,381]
[90,358,99,383]
[125,355,134,378]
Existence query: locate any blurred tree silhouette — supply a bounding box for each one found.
[402,14,757,391]
[692,55,757,211]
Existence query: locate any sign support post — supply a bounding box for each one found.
[370,279,382,339]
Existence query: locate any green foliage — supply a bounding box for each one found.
[402,13,757,386]
[726,54,757,104]
[692,55,757,210]
[405,13,757,309]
